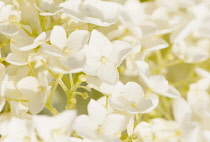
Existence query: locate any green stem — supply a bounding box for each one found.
[66,81,82,109]
[69,73,74,88]
[15,22,34,37]
[41,16,48,31]
[28,62,35,76]
[6,98,28,102]
[46,75,63,115]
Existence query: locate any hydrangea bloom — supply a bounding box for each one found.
[0,0,210,141]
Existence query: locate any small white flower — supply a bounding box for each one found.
[73,99,126,142]
[108,82,153,114]
[33,110,77,142]
[0,116,37,142]
[34,0,62,16]
[0,1,21,36]
[127,119,154,142]
[42,25,90,74]
[59,0,121,26]
[172,38,209,63]
[16,73,51,114]
[84,29,132,85]
[136,60,180,98]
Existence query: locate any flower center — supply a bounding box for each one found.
[24,136,31,142]
[131,102,137,108]
[63,48,70,54]
[97,125,104,134]
[8,15,17,23]
[100,56,108,64]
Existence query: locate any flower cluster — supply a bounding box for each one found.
[0,0,210,142]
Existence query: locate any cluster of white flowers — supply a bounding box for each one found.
[0,0,210,141]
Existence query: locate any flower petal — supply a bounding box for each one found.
[50,26,67,49]
[73,115,98,140]
[68,30,90,52]
[122,82,144,102]
[16,76,40,96]
[61,52,86,73]
[97,64,119,85]
[103,114,127,135]
[88,99,107,125]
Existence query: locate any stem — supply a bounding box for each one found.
[69,73,74,88]
[15,22,34,37]
[46,75,63,115]
[41,16,48,31]
[66,81,82,109]
[28,62,35,76]
[41,60,57,79]
[6,98,28,102]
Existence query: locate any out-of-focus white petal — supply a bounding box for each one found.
[103,114,126,135]
[0,97,5,112]
[127,117,134,137]
[73,115,98,140]
[88,99,107,125]
[173,98,192,123]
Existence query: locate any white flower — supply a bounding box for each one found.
[150,118,180,142]
[34,0,62,16]
[73,99,127,142]
[172,38,209,63]
[127,119,154,142]
[0,1,21,36]
[0,115,37,142]
[42,25,90,74]
[33,110,77,142]
[84,29,132,85]
[108,82,153,114]
[59,0,121,26]
[187,79,210,119]
[136,60,180,98]
[16,73,51,114]
[172,98,200,142]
